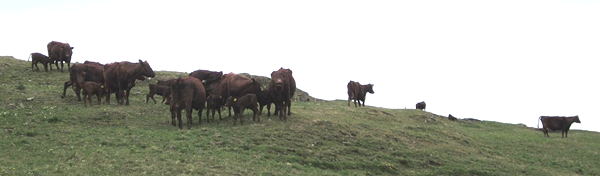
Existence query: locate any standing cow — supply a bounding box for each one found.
[270,68,296,121]
[169,77,207,129]
[201,73,261,117]
[62,62,105,101]
[30,53,51,72]
[539,116,581,138]
[347,81,374,107]
[47,41,74,72]
[103,60,155,105]
[416,101,426,111]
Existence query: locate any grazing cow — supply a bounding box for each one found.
[47,41,74,72]
[416,101,426,111]
[62,62,105,101]
[30,53,51,72]
[146,84,171,104]
[347,81,374,107]
[539,116,581,138]
[81,81,104,106]
[205,73,261,116]
[189,69,223,84]
[257,87,274,116]
[169,77,206,129]
[448,114,457,121]
[225,94,259,125]
[103,60,155,105]
[270,68,296,121]
[206,94,224,121]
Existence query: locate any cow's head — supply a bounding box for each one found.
[138,59,156,78]
[64,44,74,60]
[573,115,581,123]
[271,71,285,91]
[366,84,374,94]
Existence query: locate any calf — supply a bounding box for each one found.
[81,81,104,106]
[539,116,581,138]
[257,88,273,116]
[206,94,224,122]
[225,94,259,125]
[416,101,426,111]
[30,53,51,72]
[146,84,171,104]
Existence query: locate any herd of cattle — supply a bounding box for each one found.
[28,41,582,136]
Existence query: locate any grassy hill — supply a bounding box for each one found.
[1,56,599,175]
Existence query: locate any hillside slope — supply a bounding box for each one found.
[1,56,599,175]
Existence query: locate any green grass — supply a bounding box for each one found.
[1,56,599,175]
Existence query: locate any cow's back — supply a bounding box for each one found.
[541,116,566,130]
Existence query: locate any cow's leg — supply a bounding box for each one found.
[170,108,177,126]
[54,60,59,71]
[73,85,82,101]
[228,106,232,117]
[105,83,111,105]
[96,93,102,105]
[125,88,131,105]
[267,103,271,116]
[217,108,222,120]
[259,104,264,115]
[353,99,358,107]
[199,107,204,124]
[287,99,292,116]
[43,63,48,72]
[253,107,259,122]
[67,62,70,72]
[60,61,64,72]
[87,94,93,106]
[178,110,183,129]
[62,81,72,98]
[348,97,351,106]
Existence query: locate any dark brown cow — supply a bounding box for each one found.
[206,94,224,122]
[83,61,103,67]
[189,69,223,84]
[146,84,170,104]
[30,53,51,72]
[225,94,259,125]
[416,101,426,111]
[62,62,105,101]
[103,60,155,105]
[448,114,457,121]
[204,73,261,116]
[269,68,296,121]
[539,116,581,138]
[47,41,74,72]
[169,77,206,129]
[82,81,104,106]
[257,87,274,116]
[347,81,374,107]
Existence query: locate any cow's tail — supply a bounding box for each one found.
[28,53,31,61]
[537,116,541,128]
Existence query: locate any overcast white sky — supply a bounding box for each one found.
[1,0,599,132]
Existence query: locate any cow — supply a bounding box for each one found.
[206,94,224,122]
[81,81,104,106]
[103,60,155,105]
[347,81,374,107]
[203,73,261,117]
[225,94,259,125]
[257,87,274,116]
[538,116,581,138]
[62,62,105,101]
[146,84,171,104]
[30,53,51,72]
[448,114,457,121]
[269,68,296,121]
[169,77,206,129]
[416,101,426,111]
[83,61,103,67]
[189,69,223,84]
[47,41,74,72]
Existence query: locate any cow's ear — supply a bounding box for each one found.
[70,47,74,49]
[138,59,143,63]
